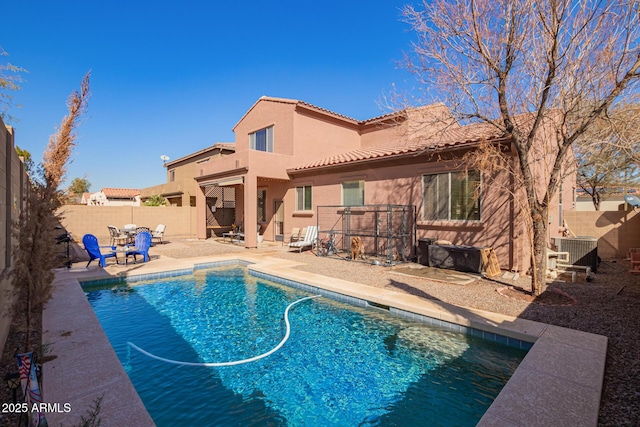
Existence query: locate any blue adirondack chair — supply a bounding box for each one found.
[126,231,152,263]
[82,234,117,267]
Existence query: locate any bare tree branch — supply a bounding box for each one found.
[399,0,640,294]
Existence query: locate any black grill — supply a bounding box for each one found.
[56,232,72,244]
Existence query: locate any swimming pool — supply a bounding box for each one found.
[85,266,527,426]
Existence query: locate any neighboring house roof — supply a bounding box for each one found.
[166,142,236,167]
[289,120,505,172]
[102,188,141,198]
[576,188,639,198]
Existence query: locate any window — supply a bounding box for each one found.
[250,126,274,152]
[342,180,364,206]
[296,185,312,211]
[169,170,175,182]
[422,170,481,221]
[257,189,267,222]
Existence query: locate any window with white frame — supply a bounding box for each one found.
[342,180,364,206]
[422,170,481,221]
[296,185,312,211]
[257,189,267,222]
[249,126,274,152]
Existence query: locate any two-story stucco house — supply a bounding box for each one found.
[141,143,236,207]
[186,96,574,272]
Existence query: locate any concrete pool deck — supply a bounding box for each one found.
[43,253,607,426]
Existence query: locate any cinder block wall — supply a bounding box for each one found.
[562,210,640,259]
[1,120,29,356]
[57,205,197,242]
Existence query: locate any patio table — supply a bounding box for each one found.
[114,246,138,265]
[223,232,245,244]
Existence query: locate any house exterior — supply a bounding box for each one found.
[87,188,141,206]
[187,96,574,272]
[140,143,235,207]
[575,188,639,211]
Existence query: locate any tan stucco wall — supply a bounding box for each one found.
[191,99,575,273]
[1,120,29,357]
[575,197,630,212]
[228,99,361,170]
[141,147,233,207]
[562,210,640,259]
[57,205,197,242]
[196,98,366,244]
[360,121,406,148]
[287,157,523,270]
[292,110,361,162]
[234,100,296,154]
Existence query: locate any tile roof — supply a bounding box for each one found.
[233,96,360,130]
[361,102,452,125]
[289,121,506,172]
[102,188,141,198]
[213,142,236,151]
[296,99,359,123]
[166,142,235,167]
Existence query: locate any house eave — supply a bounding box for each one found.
[286,138,510,176]
[195,167,249,183]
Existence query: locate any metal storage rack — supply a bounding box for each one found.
[316,204,416,265]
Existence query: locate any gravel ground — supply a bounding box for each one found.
[152,238,640,426]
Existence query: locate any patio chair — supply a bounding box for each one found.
[282,227,301,246]
[82,234,117,267]
[152,224,166,244]
[107,225,128,246]
[126,231,152,263]
[122,224,137,244]
[288,225,318,253]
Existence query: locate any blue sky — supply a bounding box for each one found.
[2,0,419,192]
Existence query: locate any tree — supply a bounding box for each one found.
[574,103,640,210]
[401,0,640,295]
[144,195,166,206]
[11,72,90,349]
[67,176,91,203]
[15,145,35,176]
[0,47,26,122]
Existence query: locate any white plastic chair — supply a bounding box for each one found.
[288,226,318,253]
[152,224,166,244]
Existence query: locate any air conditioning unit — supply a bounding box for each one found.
[554,237,598,273]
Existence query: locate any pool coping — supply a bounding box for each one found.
[43,254,607,426]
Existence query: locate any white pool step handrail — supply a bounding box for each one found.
[127,295,321,367]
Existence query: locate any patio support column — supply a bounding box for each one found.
[244,174,258,248]
[196,185,207,239]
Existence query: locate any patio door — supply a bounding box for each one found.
[274,200,284,242]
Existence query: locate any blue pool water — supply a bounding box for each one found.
[85,267,527,426]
